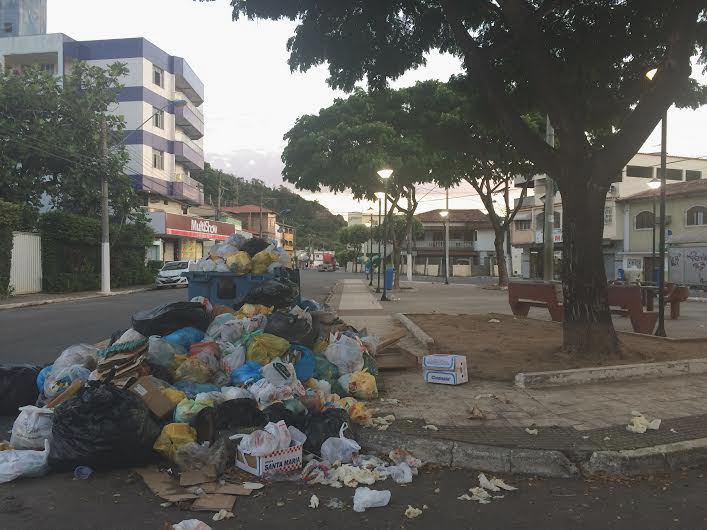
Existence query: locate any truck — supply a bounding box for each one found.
[318,252,337,272]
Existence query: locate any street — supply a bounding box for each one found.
[0,270,359,365]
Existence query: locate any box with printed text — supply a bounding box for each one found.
[422,354,468,385]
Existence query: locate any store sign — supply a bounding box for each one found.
[163,213,236,241]
[535,228,563,244]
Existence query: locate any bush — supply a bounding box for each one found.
[0,200,20,299]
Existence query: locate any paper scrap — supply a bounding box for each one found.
[423,424,439,432]
[405,506,423,519]
[525,428,538,435]
[212,510,234,521]
[309,495,319,509]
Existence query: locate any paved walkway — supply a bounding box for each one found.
[331,279,707,453]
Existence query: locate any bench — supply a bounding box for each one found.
[508,282,563,322]
[607,285,658,334]
[665,283,690,319]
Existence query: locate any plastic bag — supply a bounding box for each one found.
[347,371,378,400]
[10,406,53,450]
[164,327,206,350]
[262,361,296,388]
[174,398,212,424]
[249,379,290,406]
[162,387,187,407]
[360,336,380,356]
[320,423,361,464]
[233,429,279,457]
[231,361,263,385]
[241,237,269,257]
[206,313,234,339]
[264,420,292,450]
[313,355,339,383]
[174,437,232,474]
[243,279,298,309]
[0,439,50,484]
[36,364,53,394]
[172,519,213,530]
[44,365,91,400]
[246,333,290,365]
[114,328,146,346]
[132,302,209,337]
[273,247,292,268]
[220,386,253,401]
[153,423,197,462]
[220,343,246,373]
[353,487,391,512]
[174,357,213,384]
[226,251,252,275]
[324,334,364,375]
[303,408,356,456]
[292,345,316,381]
[190,296,213,315]
[53,344,98,373]
[265,312,315,347]
[147,336,186,368]
[48,382,160,471]
[220,318,248,343]
[251,249,276,274]
[195,391,227,405]
[225,233,247,249]
[173,382,219,398]
[189,342,220,369]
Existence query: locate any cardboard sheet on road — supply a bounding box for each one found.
[190,494,236,512]
[135,467,198,503]
[179,466,218,486]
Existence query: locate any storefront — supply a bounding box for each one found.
[147,212,237,262]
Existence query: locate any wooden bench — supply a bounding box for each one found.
[665,283,690,320]
[508,282,563,322]
[607,285,658,334]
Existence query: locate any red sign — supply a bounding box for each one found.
[164,213,236,241]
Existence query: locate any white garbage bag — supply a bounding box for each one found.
[353,487,391,512]
[0,439,50,484]
[321,423,361,464]
[324,333,364,375]
[10,406,53,450]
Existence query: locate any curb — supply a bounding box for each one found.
[515,358,707,388]
[395,313,434,347]
[0,287,154,310]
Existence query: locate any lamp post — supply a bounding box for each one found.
[367,207,375,286]
[646,68,667,337]
[378,169,393,301]
[647,177,661,283]
[439,209,449,285]
[375,192,384,293]
[100,99,188,294]
[364,221,372,281]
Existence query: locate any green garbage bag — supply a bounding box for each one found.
[313,354,339,383]
[246,333,289,365]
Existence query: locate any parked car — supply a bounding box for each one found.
[155,260,194,288]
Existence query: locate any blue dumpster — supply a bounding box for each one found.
[384,266,396,290]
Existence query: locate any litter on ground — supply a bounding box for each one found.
[405,506,423,519]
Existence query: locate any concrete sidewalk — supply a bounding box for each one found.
[0,285,155,310]
[331,279,707,477]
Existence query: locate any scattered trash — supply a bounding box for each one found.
[478,473,517,492]
[171,519,213,530]
[626,412,661,434]
[0,439,50,484]
[309,494,319,508]
[487,318,501,323]
[379,398,400,405]
[422,354,468,386]
[326,497,345,509]
[371,415,395,431]
[423,424,439,432]
[243,482,265,490]
[669,428,677,434]
[525,427,539,435]
[321,423,361,464]
[434,487,440,494]
[405,505,423,519]
[603,436,611,441]
[73,465,93,480]
[468,405,486,420]
[212,510,234,521]
[352,487,391,512]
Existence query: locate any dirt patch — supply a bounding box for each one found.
[409,313,707,381]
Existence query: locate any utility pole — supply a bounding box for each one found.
[543,115,555,281]
[444,187,450,285]
[407,220,413,282]
[216,171,223,221]
[100,120,111,294]
[656,112,668,337]
[259,188,263,237]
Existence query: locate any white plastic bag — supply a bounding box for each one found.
[386,462,413,484]
[233,429,279,457]
[324,333,364,375]
[262,361,296,388]
[353,487,391,512]
[320,423,361,464]
[288,426,307,447]
[10,406,53,450]
[219,342,246,373]
[114,328,146,346]
[53,344,98,372]
[221,318,248,343]
[264,420,292,450]
[172,519,213,530]
[220,386,253,401]
[206,314,235,340]
[0,439,50,484]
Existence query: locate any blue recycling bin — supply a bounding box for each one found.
[617,268,625,281]
[384,266,395,290]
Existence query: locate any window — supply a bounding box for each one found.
[686,170,702,181]
[4,22,13,33]
[604,206,613,225]
[472,230,478,242]
[515,220,531,231]
[152,149,164,170]
[536,211,561,227]
[153,107,164,129]
[686,206,706,226]
[635,210,655,230]
[656,168,683,181]
[153,65,164,87]
[626,165,653,178]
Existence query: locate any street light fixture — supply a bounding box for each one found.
[378,170,393,301]
[646,67,667,337]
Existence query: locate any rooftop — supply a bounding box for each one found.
[222,204,274,214]
[619,179,707,202]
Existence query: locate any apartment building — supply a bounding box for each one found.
[510,152,706,280]
[222,205,278,241]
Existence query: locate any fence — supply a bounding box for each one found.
[10,231,42,294]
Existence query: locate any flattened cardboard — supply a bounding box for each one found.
[129,376,176,419]
[135,467,198,503]
[190,494,236,512]
[201,482,252,496]
[179,465,218,487]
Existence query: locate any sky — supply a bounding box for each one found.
[50,0,707,219]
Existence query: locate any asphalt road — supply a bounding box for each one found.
[0,269,358,365]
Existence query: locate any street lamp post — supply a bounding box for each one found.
[364,221,372,281]
[375,192,384,293]
[367,207,375,286]
[647,177,661,283]
[378,169,393,301]
[439,209,449,285]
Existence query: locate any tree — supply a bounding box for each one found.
[337,224,370,272]
[375,215,424,288]
[215,0,707,357]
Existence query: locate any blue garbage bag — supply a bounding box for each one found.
[162,327,205,350]
[37,364,53,393]
[231,361,263,386]
[292,344,315,381]
[172,381,220,398]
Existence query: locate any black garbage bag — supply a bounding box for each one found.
[49,382,161,471]
[241,237,269,258]
[0,364,41,415]
[243,279,297,309]
[303,408,356,456]
[265,311,316,347]
[263,402,307,432]
[131,302,209,337]
[216,398,266,430]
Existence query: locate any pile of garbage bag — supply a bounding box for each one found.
[0,282,387,488]
[188,235,292,275]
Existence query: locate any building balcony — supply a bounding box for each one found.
[173,57,204,106]
[170,175,204,205]
[174,97,204,140]
[414,240,475,250]
[131,174,171,196]
[175,140,204,171]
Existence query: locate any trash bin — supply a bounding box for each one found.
[384,266,395,290]
[617,268,625,281]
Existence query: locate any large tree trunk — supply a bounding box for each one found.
[493,232,509,287]
[559,178,620,357]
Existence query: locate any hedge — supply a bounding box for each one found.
[39,211,155,293]
[0,200,21,299]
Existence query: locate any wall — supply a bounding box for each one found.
[669,246,707,286]
[475,228,496,252]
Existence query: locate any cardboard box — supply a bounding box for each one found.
[235,441,303,477]
[423,369,468,385]
[129,376,176,419]
[422,354,466,371]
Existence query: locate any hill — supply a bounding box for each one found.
[193,164,347,249]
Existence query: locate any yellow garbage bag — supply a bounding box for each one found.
[153,423,196,462]
[226,251,252,275]
[313,338,329,355]
[236,303,274,318]
[348,370,378,400]
[161,387,187,408]
[251,249,276,274]
[246,333,290,365]
[348,400,374,426]
[174,357,212,384]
